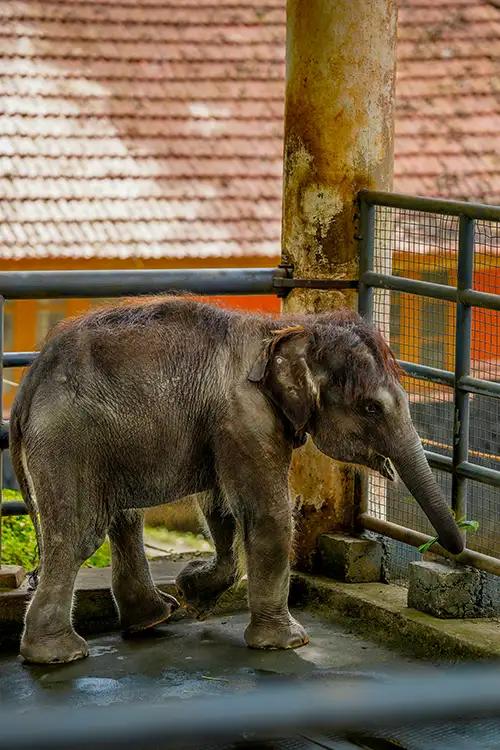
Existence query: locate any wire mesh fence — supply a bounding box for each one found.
[359,191,500,579]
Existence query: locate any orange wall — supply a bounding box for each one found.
[393,251,500,367]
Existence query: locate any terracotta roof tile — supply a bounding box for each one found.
[0,177,281,201]
[0,3,285,26]
[0,0,498,260]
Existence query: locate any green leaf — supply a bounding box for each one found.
[457,519,480,533]
[418,536,439,554]
[418,518,479,555]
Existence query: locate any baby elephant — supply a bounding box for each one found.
[11,296,464,664]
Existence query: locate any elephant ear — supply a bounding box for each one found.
[248,326,320,433]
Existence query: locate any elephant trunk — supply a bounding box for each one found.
[392,427,464,555]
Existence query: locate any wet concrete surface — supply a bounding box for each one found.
[0,608,425,712]
[4,609,499,750]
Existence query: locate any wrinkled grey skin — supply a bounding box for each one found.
[10,297,464,664]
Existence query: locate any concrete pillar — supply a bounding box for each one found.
[282,0,397,569]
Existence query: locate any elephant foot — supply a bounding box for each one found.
[21,630,89,664]
[176,558,236,620]
[245,615,309,650]
[120,589,179,636]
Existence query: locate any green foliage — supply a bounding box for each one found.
[2,488,23,502]
[1,490,212,570]
[418,518,479,554]
[1,514,38,569]
[83,540,111,568]
[1,490,111,569]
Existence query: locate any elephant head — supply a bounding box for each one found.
[249,311,464,555]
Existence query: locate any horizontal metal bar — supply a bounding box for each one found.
[1,500,27,516]
[456,460,500,487]
[3,351,37,368]
[0,268,279,300]
[459,374,500,398]
[398,361,500,397]
[362,271,456,301]
[424,449,452,472]
[358,513,500,577]
[422,436,499,466]
[3,665,500,750]
[360,189,500,221]
[363,272,500,311]
[424,450,500,486]
[398,360,455,386]
[461,288,500,311]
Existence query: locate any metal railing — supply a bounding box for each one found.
[1,191,499,579]
[358,190,500,576]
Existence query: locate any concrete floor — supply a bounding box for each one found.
[2,608,500,749]
[0,608,423,711]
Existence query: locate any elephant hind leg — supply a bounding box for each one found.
[176,493,239,619]
[109,509,179,635]
[20,465,107,664]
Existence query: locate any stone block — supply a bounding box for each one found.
[0,565,25,590]
[408,560,493,618]
[318,533,382,583]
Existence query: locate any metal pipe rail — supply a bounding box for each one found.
[359,514,500,577]
[0,267,279,299]
[358,190,500,576]
[2,199,499,576]
[361,271,500,311]
[359,189,500,221]
[397,360,500,398]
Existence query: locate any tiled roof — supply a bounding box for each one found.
[0,0,498,260]
[394,0,500,203]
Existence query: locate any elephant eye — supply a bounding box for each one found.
[364,400,382,416]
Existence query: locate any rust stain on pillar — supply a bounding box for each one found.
[282,0,397,569]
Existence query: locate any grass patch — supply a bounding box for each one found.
[1,490,211,570]
[1,490,111,569]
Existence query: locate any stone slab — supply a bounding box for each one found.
[318,533,382,583]
[0,565,25,590]
[408,560,496,619]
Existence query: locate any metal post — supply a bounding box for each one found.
[452,216,474,529]
[358,199,376,321]
[358,197,374,519]
[281,0,398,568]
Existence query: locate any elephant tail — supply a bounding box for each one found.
[9,411,41,589]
